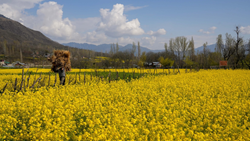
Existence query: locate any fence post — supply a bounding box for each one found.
[14,78,17,91]
[30,77,41,89]
[1,82,8,95]
[37,72,42,88]
[116,71,118,81]
[108,71,111,83]
[54,73,57,86]
[79,69,81,82]
[23,69,29,91]
[20,68,24,91]
[75,72,77,84]
[123,71,125,79]
[48,72,51,87]
[84,72,86,84]
[68,75,72,85]
[27,72,31,88]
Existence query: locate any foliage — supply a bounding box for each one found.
[158,56,174,67]
[184,58,194,67]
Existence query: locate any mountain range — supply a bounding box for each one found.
[63,42,217,54]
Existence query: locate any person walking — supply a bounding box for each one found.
[58,67,66,85]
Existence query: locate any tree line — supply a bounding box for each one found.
[108,26,250,69]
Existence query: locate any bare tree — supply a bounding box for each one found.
[244,39,250,69]
[223,33,235,61]
[234,26,244,67]
[172,36,189,67]
[180,36,189,61]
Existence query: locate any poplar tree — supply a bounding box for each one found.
[138,42,141,59]
[216,34,223,57]
[188,37,195,61]
[116,43,119,53]
[164,43,168,54]
[132,42,136,55]
[109,44,113,55]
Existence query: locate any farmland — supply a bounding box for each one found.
[0,69,250,140]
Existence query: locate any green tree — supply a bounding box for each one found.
[184,58,194,67]
[158,56,174,68]
[138,51,146,67]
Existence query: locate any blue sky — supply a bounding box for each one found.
[0,0,250,49]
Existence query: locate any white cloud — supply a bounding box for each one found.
[124,5,147,12]
[34,1,79,40]
[210,26,217,31]
[199,26,217,34]
[0,0,43,21]
[117,37,134,45]
[97,3,144,37]
[0,3,21,20]
[240,26,250,34]
[147,28,166,36]
[141,36,157,45]
[85,31,107,43]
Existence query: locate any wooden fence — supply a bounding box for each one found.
[0,67,197,95]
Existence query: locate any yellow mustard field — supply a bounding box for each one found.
[0,70,250,140]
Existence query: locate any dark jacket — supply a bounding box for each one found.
[58,68,66,77]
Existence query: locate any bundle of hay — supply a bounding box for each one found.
[48,50,71,72]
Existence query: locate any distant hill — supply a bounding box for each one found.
[63,42,217,54]
[194,44,216,53]
[62,42,111,52]
[63,42,165,53]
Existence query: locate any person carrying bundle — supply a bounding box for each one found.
[47,50,71,85]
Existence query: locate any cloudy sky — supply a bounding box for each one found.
[0,0,250,50]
